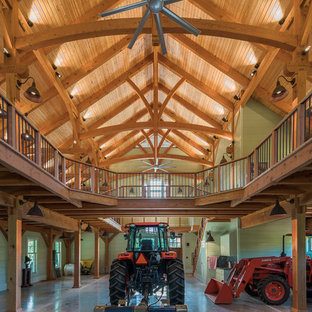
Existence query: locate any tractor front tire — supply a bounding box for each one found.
[257,275,290,305]
[245,283,258,297]
[109,260,128,305]
[167,259,185,305]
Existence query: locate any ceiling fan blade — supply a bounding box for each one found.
[159,160,174,167]
[164,0,183,4]
[142,168,153,172]
[142,160,153,166]
[153,12,167,55]
[99,1,148,18]
[161,7,201,36]
[128,8,151,49]
[159,168,169,172]
[162,166,176,169]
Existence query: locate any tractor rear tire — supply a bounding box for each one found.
[245,283,258,297]
[257,275,290,305]
[109,260,128,305]
[167,259,185,305]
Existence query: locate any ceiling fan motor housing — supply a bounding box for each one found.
[148,0,164,13]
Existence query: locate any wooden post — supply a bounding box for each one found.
[7,201,22,312]
[35,132,41,167]
[61,157,66,184]
[291,198,307,312]
[64,239,72,264]
[271,129,278,165]
[7,104,16,149]
[194,174,197,197]
[254,149,259,179]
[296,102,306,147]
[246,156,251,184]
[104,236,109,274]
[54,150,59,179]
[46,228,55,281]
[91,167,96,193]
[94,231,100,279]
[73,227,81,288]
[141,174,145,198]
[217,165,221,192]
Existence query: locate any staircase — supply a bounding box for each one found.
[192,217,208,275]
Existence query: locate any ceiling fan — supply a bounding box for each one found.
[99,0,200,55]
[139,160,176,172]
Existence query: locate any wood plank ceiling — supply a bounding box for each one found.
[1,0,312,172]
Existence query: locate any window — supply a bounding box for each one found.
[54,241,62,269]
[169,237,182,248]
[27,239,38,273]
[146,179,167,198]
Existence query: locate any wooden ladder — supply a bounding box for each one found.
[192,217,208,275]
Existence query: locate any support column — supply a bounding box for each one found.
[64,239,73,264]
[94,231,100,279]
[7,202,22,312]
[105,236,109,274]
[73,227,81,288]
[46,228,54,281]
[292,198,307,312]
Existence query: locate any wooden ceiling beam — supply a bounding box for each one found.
[101,130,141,158]
[141,130,154,150]
[171,129,209,157]
[40,55,153,136]
[158,54,233,112]
[159,129,201,159]
[28,36,132,113]
[158,77,185,118]
[187,0,292,63]
[126,78,154,118]
[163,107,214,146]
[169,34,286,116]
[80,121,233,140]
[158,129,171,153]
[234,7,294,114]
[159,83,222,129]
[99,153,212,167]
[15,18,297,53]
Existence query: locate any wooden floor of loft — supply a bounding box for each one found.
[0,138,312,223]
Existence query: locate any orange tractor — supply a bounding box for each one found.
[205,233,312,305]
[109,222,185,308]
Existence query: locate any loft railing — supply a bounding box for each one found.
[0,92,311,200]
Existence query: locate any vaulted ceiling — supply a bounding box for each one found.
[1,0,312,172]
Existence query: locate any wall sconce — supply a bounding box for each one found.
[26,202,43,217]
[270,200,287,216]
[206,231,214,242]
[271,75,296,102]
[17,77,42,103]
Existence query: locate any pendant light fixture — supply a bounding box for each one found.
[17,77,42,103]
[270,200,287,216]
[206,231,215,242]
[85,224,93,233]
[26,201,43,217]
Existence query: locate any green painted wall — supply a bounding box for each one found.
[216,98,282,163]
[239,218,292,259]
[182,233,197,274]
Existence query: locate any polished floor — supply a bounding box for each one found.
[0,275,311,312]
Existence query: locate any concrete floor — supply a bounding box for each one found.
[0,275,311,312]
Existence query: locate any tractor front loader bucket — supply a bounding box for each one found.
[204,278,233,304]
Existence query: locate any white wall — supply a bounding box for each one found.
[22,231,47,284]
[0,231,7,291]
[182,232,197,274]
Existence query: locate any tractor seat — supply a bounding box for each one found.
[141,239,154,251]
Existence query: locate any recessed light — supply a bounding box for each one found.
[70,94,74,99]
[27,19,34,27]
[3,48,10,57]
[250,70,257,77]
[302,45,311,56]
[55,72,62,79]
[73,140,77,144]
[279,18,285,25]
[233,95,241,101]
[52,64,57,70]
[222,117,228,122]
[254,63,260,69]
